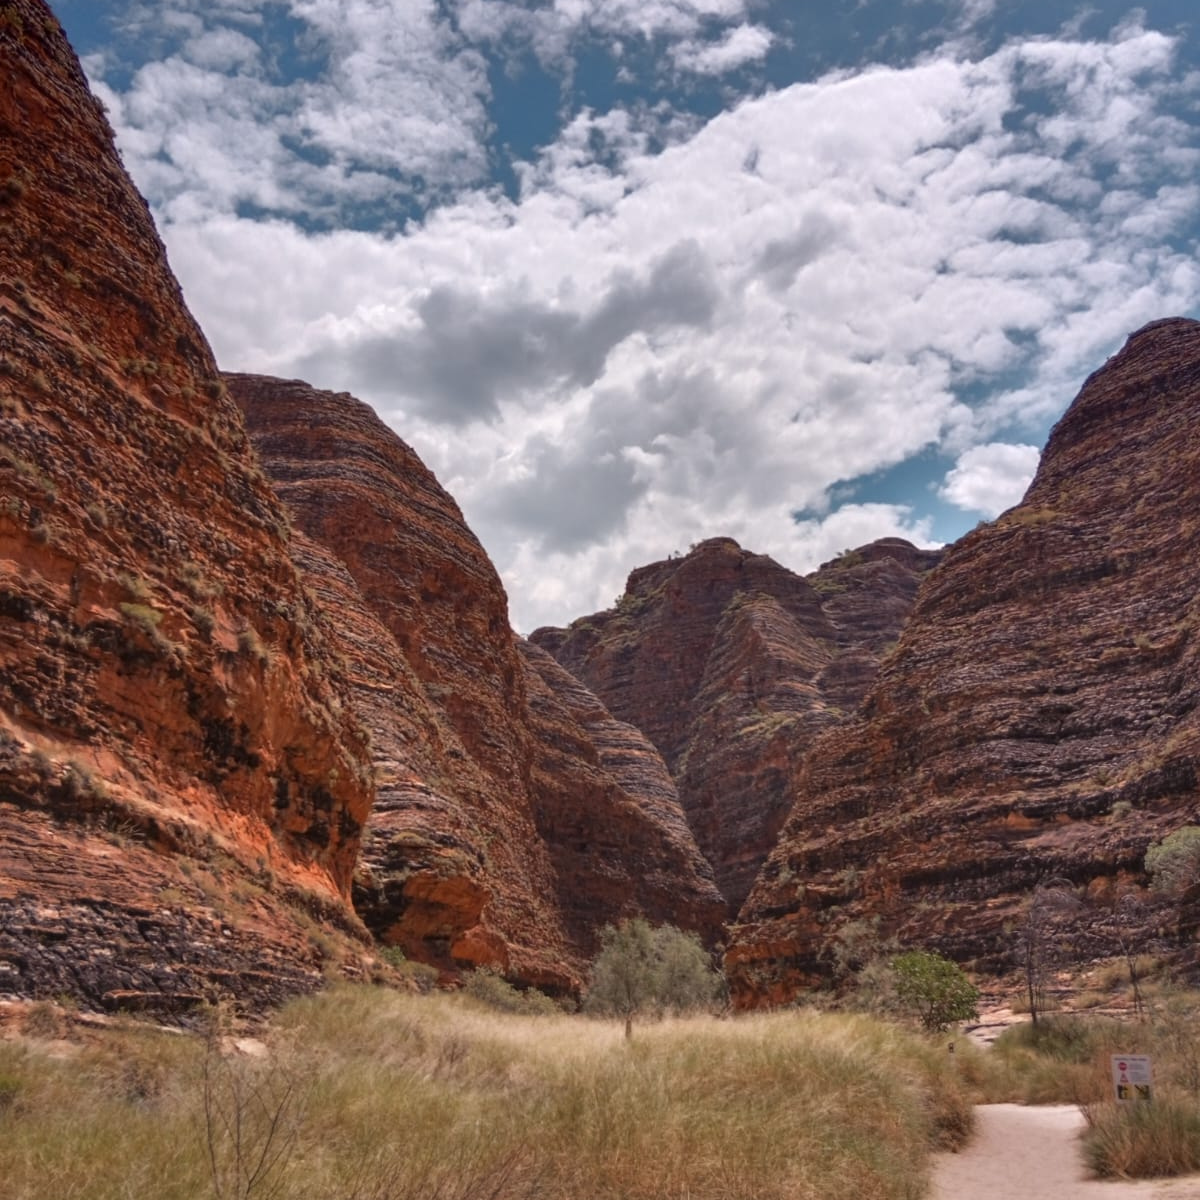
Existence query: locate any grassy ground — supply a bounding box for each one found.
[0,984,972,1200]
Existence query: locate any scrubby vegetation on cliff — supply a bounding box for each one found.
[0,984,971,1200]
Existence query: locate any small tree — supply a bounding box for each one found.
[892,950,979,1033]
[584,919,721,1038]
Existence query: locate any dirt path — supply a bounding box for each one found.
[931,1105,1200,1199]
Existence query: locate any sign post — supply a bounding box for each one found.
[1112,1055,1153,1102]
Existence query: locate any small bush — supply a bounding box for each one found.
[463,968,559,1016]
[117,572,152,602]
[237,625,267,663]
[892,950,979,1032]
[1146,827,1200,895]
[379,946,440,992]
[189,605,215,637]
[119,602,162,631]
[998,1015,1097,1063]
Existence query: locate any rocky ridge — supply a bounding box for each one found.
[727,318,1200,1007]
[532,536,940,910]
[228,374,724,991]
[0,1,375,1012]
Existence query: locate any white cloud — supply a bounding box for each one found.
[952,0,999,28]
[790,505,941,572]
[92,0,495,221]
[91,16,1200,631]
[939,443,1041,516]
[181,26,260,70]
[671,23,773,75]
[454,0,756,75]
[289,0,491,186]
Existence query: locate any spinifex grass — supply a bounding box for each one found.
[967,997,1200,1180]
[0,984,971,1200]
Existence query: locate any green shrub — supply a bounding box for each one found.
[463,967,559,1016]
[1146,827,1200,895]
[892,950,979,1032]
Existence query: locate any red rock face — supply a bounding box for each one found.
[531,537,940,910]
[0,2,375,1012]
[228,375,724,990]
[728,318,1200,1008]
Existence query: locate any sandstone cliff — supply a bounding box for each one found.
[531,537,940,909]
[0,1,376,1013]
[228,374,724,991]
[728,318,1200,1007]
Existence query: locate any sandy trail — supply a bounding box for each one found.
[930,1104,1200,1200]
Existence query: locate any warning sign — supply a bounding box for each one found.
[1112,1055,1153,1102]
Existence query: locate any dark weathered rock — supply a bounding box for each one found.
[728,318,1200,1008]
[0,0,375,1013]
[532,536,940,909]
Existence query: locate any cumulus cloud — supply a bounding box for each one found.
[92,0,494,221]
[88,10,1200,631]
[950,0,999,28]
[296,239,719,425]
[456,0,755,51]
[939,443,1041,516]
[671,23,773,75]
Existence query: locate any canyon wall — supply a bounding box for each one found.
[229,374,724,991]
[532,537,940,909]
[728,318,1200,1006]
[0,1,375,1012]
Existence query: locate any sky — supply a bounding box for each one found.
[55,0,1200,632]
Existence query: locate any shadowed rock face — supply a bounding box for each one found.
[728,318,1200,1008]
[531,537,940,910]
[228,375,724,992]
[517,640,725,951]
[0,1,374,1013]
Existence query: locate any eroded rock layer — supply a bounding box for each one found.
[228,374,724,990]
[0,1,375,1012]
[728,318,1200,1008]
[532,537,940,909]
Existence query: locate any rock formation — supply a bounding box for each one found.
[532,537,940,909]
[0,1,376,1012]
[728,318,1200,1007]
[227,374,724,991]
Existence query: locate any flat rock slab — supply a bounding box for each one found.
[932,1105,1200,1200]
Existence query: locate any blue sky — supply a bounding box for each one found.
[54,1,1200,630]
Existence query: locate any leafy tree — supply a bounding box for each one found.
[1146,826,1200,896]
[584,919,721,1038]
[891,950,979,1033]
